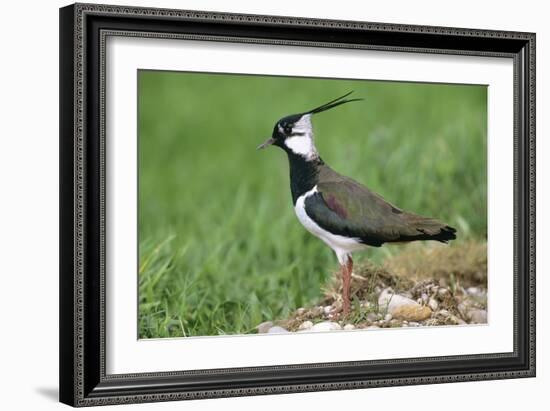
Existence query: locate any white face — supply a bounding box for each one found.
[283,115,319,161]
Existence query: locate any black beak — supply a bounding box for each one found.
[257,137,275,150]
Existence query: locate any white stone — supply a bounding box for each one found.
[468,309,488,324]
[438,309,450,317]
[310,321,342,332]
[428,298,439,311]
[378,288,432,321]
[267,326,289,334]
[298,321,313,330]
[343,324,356,330]
[366,313,378,322]
[256,321,273,334]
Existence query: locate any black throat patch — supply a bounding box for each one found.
[286,150,323,204]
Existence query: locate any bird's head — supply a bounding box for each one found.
[257,92,363,160]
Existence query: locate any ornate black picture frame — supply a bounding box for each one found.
[59,3,535,407]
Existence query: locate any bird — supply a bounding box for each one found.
[258,92,457,317]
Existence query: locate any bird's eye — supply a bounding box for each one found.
[284,125,292,134]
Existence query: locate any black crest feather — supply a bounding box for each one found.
[306,91,363,115]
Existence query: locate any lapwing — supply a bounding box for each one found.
[258,92,457,317]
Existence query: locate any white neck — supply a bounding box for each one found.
[284,115,319,161]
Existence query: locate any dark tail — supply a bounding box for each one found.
[425,224,457,243]
[398,213,457,244]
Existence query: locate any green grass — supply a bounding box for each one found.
[138,71,487,338]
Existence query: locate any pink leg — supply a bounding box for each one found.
[342,256,353,316]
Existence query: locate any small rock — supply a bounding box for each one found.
[449,315,466,325]
[468,309,488,324]
[366,325,380,330]
[362,301,373,310]
[408,322,420,327]
[421,293,429,304]
[384,313,393,322]
[457,302,469,318]
[466,287,480,295]
[343,324,356,330]
[428,298,439,311]
[296,307,306,315]
[438,309,450,317]
[446,315,461,325]
[366,312,378,322]
[267,326,289,334]
[311,306,324,316]
[323,305,333,315]
[378,288,432,321]
[298,321,313,330]
[256,321,273,334]
[310,321,342,332]
[438,288,449,298]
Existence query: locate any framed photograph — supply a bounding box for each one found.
[59,3,535,407]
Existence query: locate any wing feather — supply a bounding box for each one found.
[304,173,455,246]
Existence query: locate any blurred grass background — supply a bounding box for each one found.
[138,70,487,338]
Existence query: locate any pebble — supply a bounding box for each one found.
[311,306,324,316]
[466,287,480,295]
[468,309,488,324]
[323,305,333,315]
[449,315,466,325]
[366,325,380,330]
[384,313,393,322]
[256,321,273,334]
[421,293,429,304]
[366,312,379,322]
[428,298,439,311]
[438,288,449,298]
[378,288,432,321]
[457,302,469,318]
[444,315,460,325]
[298,321,313,330]
[267,326,289,334]
[438,309,450,317]
[310,321,342,332]
[296,307,306,315]
[343,324,356,330]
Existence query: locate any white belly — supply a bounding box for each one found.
[294,185,366,264]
